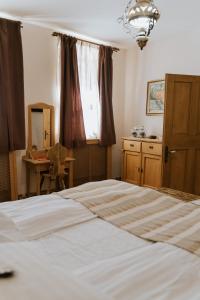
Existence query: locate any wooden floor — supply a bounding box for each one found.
[158,187,200,202]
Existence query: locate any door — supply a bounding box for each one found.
[123,151,141,185]
[141,154,162,188]
[163,74,200,194]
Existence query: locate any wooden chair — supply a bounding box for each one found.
[41,143,68,194]
[29,148,48,160]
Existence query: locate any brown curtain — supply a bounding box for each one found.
[59,35,86,149]
[0,18,25,153]
[98,45,116,146]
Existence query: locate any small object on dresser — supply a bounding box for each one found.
[131,126,146,138]
[149,135,157,139]
[0,268,15,279]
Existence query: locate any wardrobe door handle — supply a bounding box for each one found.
[149,146,154,149]
[130,144,135,147]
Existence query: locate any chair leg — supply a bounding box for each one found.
[40,177,45,191]
[59,176,65,190]
[55,177,60,192]
[47,178,51,194]
[61,178,65,190]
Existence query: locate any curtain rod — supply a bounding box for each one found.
[52,32,119,52]
[0,17,23,28]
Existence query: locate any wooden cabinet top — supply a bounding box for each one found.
[122,136,162,144]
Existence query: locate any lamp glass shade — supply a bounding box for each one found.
[129,17,150,29]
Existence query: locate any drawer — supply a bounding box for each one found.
[142,142,162,156]
[123,140,141,152]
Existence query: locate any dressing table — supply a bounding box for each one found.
[23,102,75,196]
[23,156,75,196]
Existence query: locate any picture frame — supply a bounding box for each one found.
[146,80,165,115]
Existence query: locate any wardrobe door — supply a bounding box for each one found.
[163,74,200,194]
[123,151,141,185]
[141,153,162,188]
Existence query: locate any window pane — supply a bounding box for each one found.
[77,42,100,139]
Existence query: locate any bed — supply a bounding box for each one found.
[0,180,200,300]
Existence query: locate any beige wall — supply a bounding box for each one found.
[16,23,127,195]
[124,32,200,139]
[16,24,59,195]
[112,50,126,178]
[123,47,138,135]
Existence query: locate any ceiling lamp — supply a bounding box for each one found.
[118,0,160,50]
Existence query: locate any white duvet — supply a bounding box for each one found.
[1,189,200,300]
[76,242,200,300]
[0,194,95,241]
[32,218,150,271]
[0,242,112,300]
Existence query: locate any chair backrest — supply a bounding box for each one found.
[47,143,67,177]
[29,149,48,160]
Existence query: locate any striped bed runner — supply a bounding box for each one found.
[58,180,200,257]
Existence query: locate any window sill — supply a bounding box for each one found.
[86,139,99,145]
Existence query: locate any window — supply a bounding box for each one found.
[76,42,100,139]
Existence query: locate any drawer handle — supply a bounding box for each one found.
[130,144,135,147]
[149,146,154,149]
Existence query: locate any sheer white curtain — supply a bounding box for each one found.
[76,42,100,139]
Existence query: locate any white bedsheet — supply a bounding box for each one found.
[1,220,198,300]
[1,236,200,300]
[0,212,25,243]
[1,190,200,300]
[31,218,150,271]
[192,199,200,205]
[76,242,200,300]
[0,242,112,300]
[0,215,150,300]
[0,194,95,240]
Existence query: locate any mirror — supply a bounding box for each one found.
[28,103,55,150]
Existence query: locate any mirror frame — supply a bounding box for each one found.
[28,102,55,150]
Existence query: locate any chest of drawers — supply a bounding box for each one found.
[122,138,163,188]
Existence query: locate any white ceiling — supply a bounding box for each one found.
[0,0,198,47]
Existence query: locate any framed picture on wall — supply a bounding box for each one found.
[146,80,165,115]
